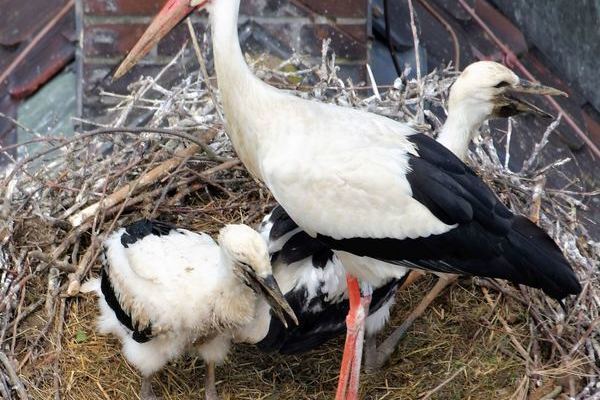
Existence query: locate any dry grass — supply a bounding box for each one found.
[0,33,598,400]
[30,276,535,400]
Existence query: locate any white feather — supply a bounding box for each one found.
[87,223,272,378]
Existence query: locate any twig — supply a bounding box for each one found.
[482,288,533,364]
[0,352,28,400]
[420,365,466,399]
[366,64,381,100]
[521,115,562,174]
[186,18,224,121]
[529,175,546,224]
[504,118,513,171]
[407,0,424,123]
[2,126,217,187]
[68,144,201,227]
[53,298,66,400]
[28,251,75,273]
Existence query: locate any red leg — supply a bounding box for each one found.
[348,290,371,399]
[335,275,371,400]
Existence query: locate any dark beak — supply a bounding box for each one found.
[240,267,298,328]
[509,79,568,97]
[254,274,299,328]
[113,0,207,79]
[493,79,567,119]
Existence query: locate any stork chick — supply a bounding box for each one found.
[82,220,297,400]
[115,1,580,398]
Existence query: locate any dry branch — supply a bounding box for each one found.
[68,144,201,227]
[0,352,28,400]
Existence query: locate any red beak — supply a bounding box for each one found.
[114,0,209,79]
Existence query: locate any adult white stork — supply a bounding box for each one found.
[115,1,582,398]
[82,219,296,400]
[235,60,563,368]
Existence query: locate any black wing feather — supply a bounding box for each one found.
[268,206,299,241]
[257,277,404,354]
[120,219,179,248]
[316,134,581,300]
[100,268,153,343]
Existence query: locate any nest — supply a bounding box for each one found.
[0,36,598,399]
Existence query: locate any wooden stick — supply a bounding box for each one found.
[0,352,28,400]
[29,251,76,273]
[529,175,546,224]
[64,159,239,296]
[420,366,466,399]
[186,18,223,122]
[68,144,200,227]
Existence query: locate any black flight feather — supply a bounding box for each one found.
[315,133,581,300]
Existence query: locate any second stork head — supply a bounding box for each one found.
[449,61,567,124]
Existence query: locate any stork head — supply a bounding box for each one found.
[218,224,298,328]
[448,61,566,125]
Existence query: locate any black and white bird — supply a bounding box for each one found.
[231,64,564,368]
[82,219,296,400]
[116,1,582,398]
[234,205,406,370]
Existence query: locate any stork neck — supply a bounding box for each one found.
[437,105,482,161]
[209,0,265,179]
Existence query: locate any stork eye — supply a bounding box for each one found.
[494,81,510,88]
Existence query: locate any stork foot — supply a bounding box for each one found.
[365,274,458,372]
[204,361,220,400]
[141,376,162,400]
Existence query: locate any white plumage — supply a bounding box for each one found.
[83,220,295,400]
[114,1,579,397]
[232,206,403,355]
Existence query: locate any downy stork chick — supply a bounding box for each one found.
[115,1,579,397]
[82,220,297,400]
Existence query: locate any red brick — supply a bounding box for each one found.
[83,0,164,16]
[84,24,149,58]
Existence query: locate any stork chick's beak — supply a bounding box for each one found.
[494,79,567,119]
[509,79,568,97]
[114,0,208,79]
[254,274,299,328]
[239,265,298,328]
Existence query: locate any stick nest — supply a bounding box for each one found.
[0,38,598,399]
